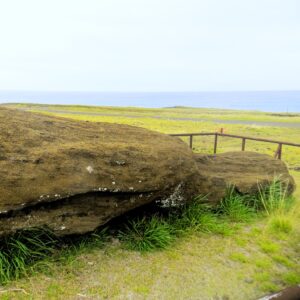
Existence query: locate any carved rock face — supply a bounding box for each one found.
[0,107,295,237]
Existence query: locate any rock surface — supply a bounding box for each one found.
[0,107,199,236]
[194,151,295,204]
[0,107,295,237]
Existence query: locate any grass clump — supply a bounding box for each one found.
[260,282,280,293]
[259,241,280,254]
[118,197,235,252]
[271,255,294,268]
[218,188,255,222]
[0,227,109,285]
[258,178,294,215]
[254,258,272,270]
[118,216,174,252]
[268,215,293,234]
[0,227,58,284]
[171,199,232,235]
[230,252,249,263]
[282,272,300,285]
[257,178,296,236]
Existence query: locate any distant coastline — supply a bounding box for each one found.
[0,90,300,113]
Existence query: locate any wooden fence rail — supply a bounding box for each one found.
[170,132,300,160]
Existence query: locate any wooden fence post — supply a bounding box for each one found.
[214,133,218,154]
[189,135,193,149]
[278,143,282,160]
[242,138,246,151]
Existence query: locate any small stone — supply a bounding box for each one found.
[244,278,253,284]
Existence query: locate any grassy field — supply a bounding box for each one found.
[1,104,300,300]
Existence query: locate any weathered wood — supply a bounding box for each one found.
[170,132,300,160]
[189,135,193,149]
[214,133,218,154]
[242,138,246,151]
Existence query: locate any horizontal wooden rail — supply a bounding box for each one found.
[216,133,300,147]
[169,132,300,160]
[170,132,216,137]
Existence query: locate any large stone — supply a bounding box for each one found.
[0,107,296,237]
[194,152,295,204]
[0,107,199,236]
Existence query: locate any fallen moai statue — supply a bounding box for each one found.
[0,107,295,237]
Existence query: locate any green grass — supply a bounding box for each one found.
[218,187,255,222]
[0,228,58,284]
[269,215,293,234]
[0,228,109,285]
[0,185,294,285]
[118,216,174,252]
[259,241,280,254]
[170,198,232,235]
[282,272,300,285]
[5,103,300,123]
[258,177,295,215]
[230,253,249,263]
[271,255,294,268]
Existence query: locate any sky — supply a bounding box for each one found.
[0,0,299,92]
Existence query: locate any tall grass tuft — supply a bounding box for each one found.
[171,197,232,235]
[218,187,255,222]
[269,215,293,234]
[118,216,174,252]
[258,177,294,215]
[258,178,296,234]
[0,227,58,284]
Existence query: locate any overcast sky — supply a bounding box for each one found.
[0,0,299,92]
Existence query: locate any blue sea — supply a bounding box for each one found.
[0,90,300,113]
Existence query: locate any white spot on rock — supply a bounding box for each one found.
[86,166,94,174]
[160,184,185,208]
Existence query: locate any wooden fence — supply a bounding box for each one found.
[170,132,300,160]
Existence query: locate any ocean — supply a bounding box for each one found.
[0,90,300,113]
